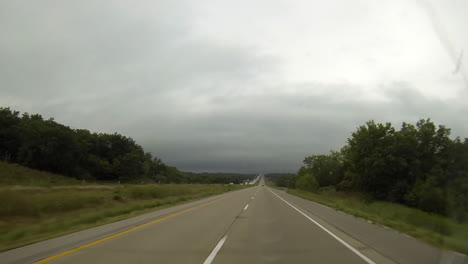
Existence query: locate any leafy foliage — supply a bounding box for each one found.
[295,173,318,192]
[341,119,462,215]
[303,151,344,187]
[265,173,297,188]
[270,119,468,221]
[184,172,255,184]
[0,107,252,184]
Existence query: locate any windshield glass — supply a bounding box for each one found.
[0,1,467,264]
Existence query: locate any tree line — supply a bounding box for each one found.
[0,107,253,184]
[184,172,254,184]
[268,119,468,221]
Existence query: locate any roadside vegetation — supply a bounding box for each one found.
[0,107,254,184]
[284,187,468,254]
[0,162,247,252]
[0,161,79,186]
[267,118,468,254]
[0,107,256,251]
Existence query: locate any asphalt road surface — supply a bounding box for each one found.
[2,177,467,264]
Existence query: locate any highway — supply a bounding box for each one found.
[2,177,467,264]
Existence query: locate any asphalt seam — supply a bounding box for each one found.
[203,235,228,264]
[292,196,402,264]
[202,186,259,264]
[267,187,377,264]
[276,189,404,264]
[270,187,468,264]
[31,193,240,264]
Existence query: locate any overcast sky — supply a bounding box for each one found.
[1,0,467,173]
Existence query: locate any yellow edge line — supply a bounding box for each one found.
[34,197,225,264]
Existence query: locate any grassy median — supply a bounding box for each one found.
[286,188,468,255]
[0,162,248,252]
[0,184,245,252]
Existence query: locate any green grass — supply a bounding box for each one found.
[0,161,79,186]
[0,184,245,252]
[0,161,249,252]
[286,187,468,255]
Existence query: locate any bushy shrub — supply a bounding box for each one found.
[295,173,319,192]
[405,178,446,215]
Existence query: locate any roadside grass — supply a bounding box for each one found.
[0,183,245,252]
[0,161,79,187]
[286,188,468,255]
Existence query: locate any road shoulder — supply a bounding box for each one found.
[269,188,468,264]
[0,188,251,264]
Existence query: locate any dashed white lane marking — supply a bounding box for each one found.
[203,235,227,264]
[267,188,376,264]
[203,188,258,264]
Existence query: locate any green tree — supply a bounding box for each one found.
[0,108,21,161]
[295,173,318,192]
[303,151,344,187]
[0,107,177,183]
[345,121,398,200]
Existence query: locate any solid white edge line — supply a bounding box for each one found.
[203,235,227,264]
[243,204,249,211]
[267,188,376,264]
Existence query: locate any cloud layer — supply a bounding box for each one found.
[1,0,467,173]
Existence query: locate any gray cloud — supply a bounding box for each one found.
[125,82,468,173]
[1,0,467,173]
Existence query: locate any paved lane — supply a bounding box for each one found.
[33,180,372,264]
[212,186,369,264]
[3,177,465,264]
[43,187,255,264]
